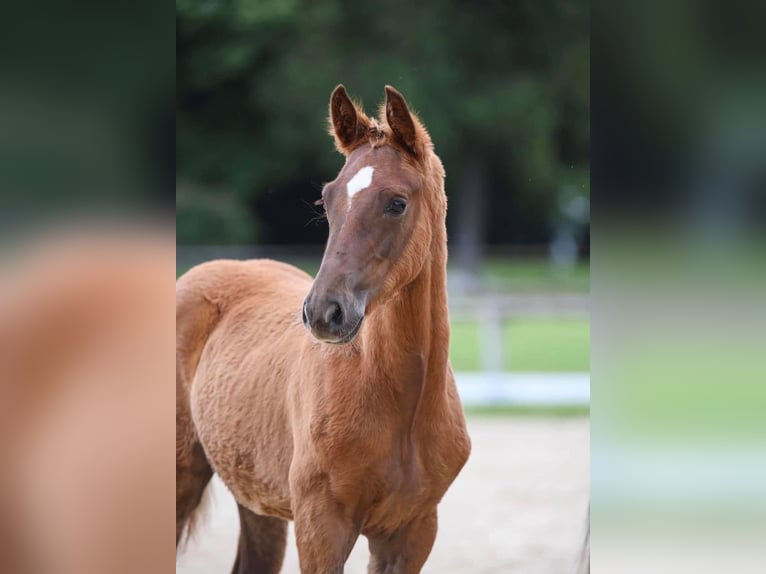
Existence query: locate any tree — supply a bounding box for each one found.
[176,0,590,266]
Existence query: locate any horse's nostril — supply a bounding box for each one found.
[325,301,343,329]
[302,301,308,325]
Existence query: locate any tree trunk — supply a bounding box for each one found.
[452,153,489,291]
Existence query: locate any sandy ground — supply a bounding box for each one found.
[177,417,590,574]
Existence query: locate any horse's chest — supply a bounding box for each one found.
[356,458,429,534]
[322,433,460,536]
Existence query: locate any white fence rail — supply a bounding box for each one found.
[449,295,589,408]
[456,372,590,408]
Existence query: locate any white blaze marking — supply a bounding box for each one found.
[346,166,374,208]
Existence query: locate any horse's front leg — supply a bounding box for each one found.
[291,470,359,574]
[366,509,438,574]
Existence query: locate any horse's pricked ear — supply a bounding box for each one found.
[330,85,367,153]
[384,86,420,156]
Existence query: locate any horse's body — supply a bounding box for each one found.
[177,86,470,573]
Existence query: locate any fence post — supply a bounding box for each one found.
[479,301,504,372]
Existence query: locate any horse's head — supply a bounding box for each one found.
[303,85,445,344]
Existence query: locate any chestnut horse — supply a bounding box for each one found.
[176,85,471,573]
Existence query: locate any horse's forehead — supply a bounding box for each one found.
[337,146,417,188]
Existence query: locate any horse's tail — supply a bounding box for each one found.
[175,269,221,549]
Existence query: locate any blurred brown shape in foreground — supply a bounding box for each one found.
[0,224,175,574]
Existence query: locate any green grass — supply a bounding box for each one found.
[450,318,590,372]
[464,404,590,417]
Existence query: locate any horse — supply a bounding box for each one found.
[176,85,471,573]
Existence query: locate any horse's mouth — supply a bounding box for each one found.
[327,315,364,344]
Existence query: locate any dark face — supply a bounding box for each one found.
[302,144,426,343]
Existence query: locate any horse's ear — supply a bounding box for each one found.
[384,86,422,157]
[329,85,368,154]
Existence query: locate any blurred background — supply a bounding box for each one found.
[591,1,766,572]
[0,3,174,238]
[2,4,176,572]
[176,1,590,572]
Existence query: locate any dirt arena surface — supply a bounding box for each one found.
[177,417,589,574]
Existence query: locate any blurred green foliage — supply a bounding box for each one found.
[2,3,175,220]
[177,0,589,245]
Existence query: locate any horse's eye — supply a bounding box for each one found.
[385,197,407,216]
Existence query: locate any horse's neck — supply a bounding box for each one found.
[361,228,450,425]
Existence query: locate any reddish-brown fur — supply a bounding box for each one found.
[176,85,471,573]
[1,230,175,574]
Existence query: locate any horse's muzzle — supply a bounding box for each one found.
[302,293,364,344]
